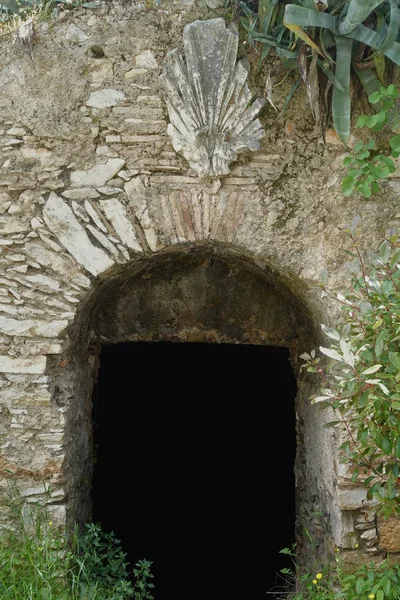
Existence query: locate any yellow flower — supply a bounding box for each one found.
[316,573,323,580]
[37,547,43,552]
[312,580,317,585]
[334,547,339,552]
[355,544,359,549]
[368,595,375,599]
[48,521,53,526]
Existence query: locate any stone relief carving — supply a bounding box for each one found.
[162,18,265,178]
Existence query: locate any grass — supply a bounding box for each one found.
[0,488,153,600]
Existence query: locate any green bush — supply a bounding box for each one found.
[302,221,400,516]
[0,490,153,599]
[278,545,400,600]
[342,85,400,198]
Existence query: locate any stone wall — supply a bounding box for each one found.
[0,0,400,562]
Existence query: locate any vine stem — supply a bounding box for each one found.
[351,234,370,299]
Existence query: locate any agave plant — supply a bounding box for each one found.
[241,0,400,145]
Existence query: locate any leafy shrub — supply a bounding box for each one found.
[301,220,400,516]
[0,489,154,599]
[277,545,400,600]
[342,85,400,198]
[72,522,135,599]
[338,560,400,600]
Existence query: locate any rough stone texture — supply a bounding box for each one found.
[378,515,400,553]
[0,0,398,563]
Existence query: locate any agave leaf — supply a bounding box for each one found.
[318,59,345,91]
[332,35,353,145]
[0,0,22,12]
[378,0,400,52]
[258,0,271,25]
[283,76,302,114]
[284,4,335,30]
[260,0,279,35]
[284,4,400,65]
[283,21,324,55]
[373,53,386,82]
[308,50,321,125]
[349,25,400,65]
[277,47,297,69]
[338,0,385,36]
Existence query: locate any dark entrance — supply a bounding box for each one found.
[91,342,297,600]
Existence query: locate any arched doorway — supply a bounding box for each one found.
[59,244,332,592]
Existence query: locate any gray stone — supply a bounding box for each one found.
[162,18,265,178]
[205,0,224,8]
[0,355,47,374]
[338,488,379,510]
[100,199,142,252]
[0,316,67,337]
[70,159,125,188]
[0,217,28,235]
[98,186,122,196]
[66,24,89,44]
[43,193,114,276]
[86,89,126,109]
[135,50,158,70]
[62,188,100,200]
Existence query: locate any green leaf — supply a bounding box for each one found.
[369,90,381,104]
[395,437,400,460]
[379,240,391,263]
[359,179,372,198]
[342,175,356,196]
[390,135,400,153]
[343,155,355,167]
[373,54,386,84]
[375,329,388,357]
[362,364,382,375]
[360,430,370,447]
[386,84,399,99]
[356,576,365,594]
[389,352,400,370]
[319,346,343,362]
[382,437,392,454]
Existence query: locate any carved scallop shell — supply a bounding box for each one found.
[162,18,266,178]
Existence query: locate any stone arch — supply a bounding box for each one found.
[42,240,338,560]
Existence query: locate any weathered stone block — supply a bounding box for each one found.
[378,515,400,553]
[0,355,47,374]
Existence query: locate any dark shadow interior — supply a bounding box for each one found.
[91,342,297,600]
